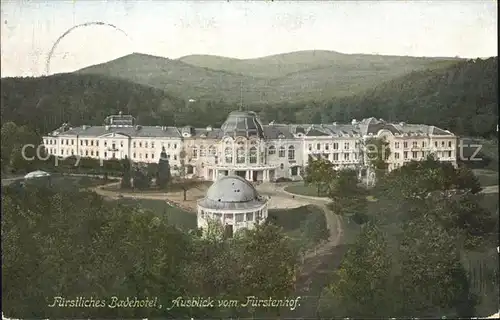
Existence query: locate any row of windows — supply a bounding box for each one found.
[307,142,360,151]
[200,210,263,222]
[394,150,453,160]
[394,140,453,149]
[55,148,180,161]
[44,139,179,149]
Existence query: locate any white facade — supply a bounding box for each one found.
[42,112,457,181]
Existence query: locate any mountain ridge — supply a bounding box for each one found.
[77,50,462,103]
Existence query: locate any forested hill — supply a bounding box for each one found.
[0,74,186,135]
[1,57,497,139]
[332,57,498,138]
[262,57,497,138]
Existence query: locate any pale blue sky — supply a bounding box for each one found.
[1,0,497,77]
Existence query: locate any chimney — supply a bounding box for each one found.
[351,119,357,125]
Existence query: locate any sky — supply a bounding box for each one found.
[1,0,497,78]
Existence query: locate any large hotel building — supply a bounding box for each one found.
[42,111,457,182]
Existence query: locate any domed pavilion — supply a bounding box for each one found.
[197,175,268,237]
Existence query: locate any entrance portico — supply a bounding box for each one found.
[209,165,279,182]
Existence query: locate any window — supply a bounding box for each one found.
[236,213,244,223]
[448,141,452,148]
[225,147,232,163]
[279,146,285,158]
[249,147,257,164]
[404,151,408,159]
[133,153,136,158]
[200,146,206,157]
[112,143,116,150]
[434,141,438,147]
[167,143,171,148]
[85,140,88,146]
[288,146,295,160]
[344,153,349,160]
[246,212,253,221]
[139,142,142,148]
[316,143,320,150]
[344,142,349,150]
[145,142,148,148]
[422,141,425,148]
[308,144,312,151]
[325,144,329,151]
[139,153,142,159]
[174,144,177,149]
[355,142,360,149]
[394,152,400,159]
[71,150,75,155]
[152,153,155,159]
[192,146,198,159]
[104,141,107,147]
[104,152,107,158]
[151,142,155,148]
[441,141,445,147]
[209,145,216,156]
[404,142,408,148]
[268,145,276,155]
[90,140,94,146]
[120,142,123,148]
[412,141,417,148]
[333,143,338,150]
[91,151,94,156]
[236,147,245,164]
[145,154,148,159]
[174,155,177,160]
[85,150,88,156]
[395,142,400,149]
[333,153,339,161]
[447,151,452,157]
[412,151,418,158]
[133,142,136,148]
[280,163,284,170]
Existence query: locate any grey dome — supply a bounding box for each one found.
[198,175,267,210]
[24,170,51,179]
[221,111,265,139]
[206,175,259,202]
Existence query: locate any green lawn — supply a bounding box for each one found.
[284,184,328,198]
[269,205,329,251]
[473,169,499,187]
[113,198,197,231]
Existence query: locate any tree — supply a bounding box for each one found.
[177,148,193,201]
[132,166,151,190]
[398,214,477,317]
[328,169,368,220]
[303,155,335,196]
[362,137,391,185]
[237,223,299,317]
[120,156,132,189]
[1,185,191,319]
[321,222,395,318]
[156,147,171,189]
